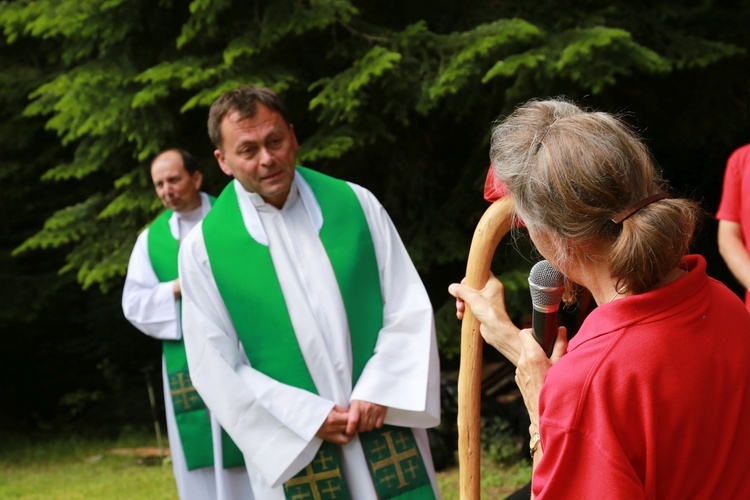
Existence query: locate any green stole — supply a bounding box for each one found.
[202,167,434,499]
[146,198,245,471]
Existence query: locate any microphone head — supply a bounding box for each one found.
[528,260,565,308]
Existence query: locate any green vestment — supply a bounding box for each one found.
[202,169,434,498]
[147,199,245,470]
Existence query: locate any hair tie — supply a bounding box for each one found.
[611,192,668,224]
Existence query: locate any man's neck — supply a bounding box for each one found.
[177,195,204,221]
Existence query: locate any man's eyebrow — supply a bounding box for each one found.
[235,139,258,151]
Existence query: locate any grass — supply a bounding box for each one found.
[437,456,532,498]
[0,433,530,499]
[0,432,176,499]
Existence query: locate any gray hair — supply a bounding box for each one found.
[490,98,701,294]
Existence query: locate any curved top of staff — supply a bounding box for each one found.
[457,196,515,499]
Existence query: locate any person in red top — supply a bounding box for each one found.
[483,165,511,202]
[716,143,750,311]
[450,98,750,498]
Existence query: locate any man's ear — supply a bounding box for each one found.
[214,149,233,177]
[192,170,203,190]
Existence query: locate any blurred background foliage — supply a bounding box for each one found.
[1,0,748,443]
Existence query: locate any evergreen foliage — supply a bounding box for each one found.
[1,0,748,433]
[3,0,747,289]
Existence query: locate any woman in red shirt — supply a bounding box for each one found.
[450,99,750,498]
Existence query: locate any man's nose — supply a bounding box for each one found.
[258,147,272,166]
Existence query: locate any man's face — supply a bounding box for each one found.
[213,104,298,208]
[150,151,203,213]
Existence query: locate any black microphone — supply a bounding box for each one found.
[528,260,565,357]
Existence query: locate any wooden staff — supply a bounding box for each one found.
[458,197,514,498]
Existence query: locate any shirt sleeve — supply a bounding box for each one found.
[121,229,181,340]
[533,426,644,499]
[347,184,441,429]
[716,147,746,222]
[178,223,336,487]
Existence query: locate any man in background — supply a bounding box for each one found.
[717,143,750,311]
[178,85,441,498]
[122,149,252,499]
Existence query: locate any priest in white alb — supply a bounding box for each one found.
[122,149,253,499]
[178,85,441,499]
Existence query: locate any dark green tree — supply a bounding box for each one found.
[1,0,748,434]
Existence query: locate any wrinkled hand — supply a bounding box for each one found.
[448,273,522,365]
[515,327,568,430]
[346,400,387,435]
[316,405,352,445]
[452,277,469,320]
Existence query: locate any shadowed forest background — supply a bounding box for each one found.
[1,0,749,468]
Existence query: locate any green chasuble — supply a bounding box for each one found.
[146,198,245,471]
[202,167,435,499]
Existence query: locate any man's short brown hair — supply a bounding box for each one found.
[207,85,291,150]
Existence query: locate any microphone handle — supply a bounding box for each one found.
[532,308,558,357]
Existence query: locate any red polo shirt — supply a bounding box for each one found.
[534,255,750,498]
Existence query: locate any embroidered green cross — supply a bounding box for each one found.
[369,429,422,489]
[169,371,204,413]
[284,445,350,500]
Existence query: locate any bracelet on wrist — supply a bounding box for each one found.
[529,431,541,458]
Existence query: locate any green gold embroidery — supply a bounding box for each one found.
[169,371,205,413]
[284,443,351,500]
[362,426,433,499]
